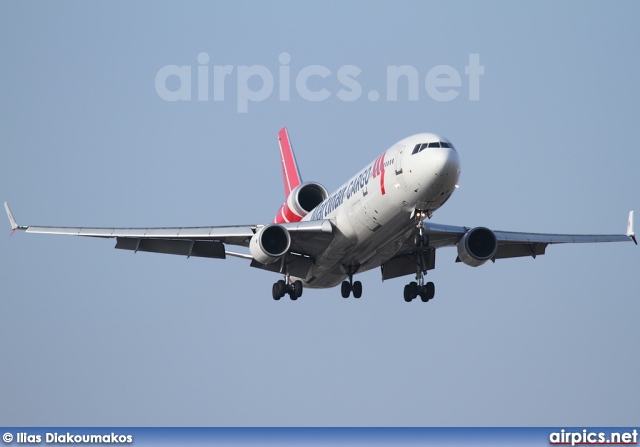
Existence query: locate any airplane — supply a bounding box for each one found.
[4,128,637,302]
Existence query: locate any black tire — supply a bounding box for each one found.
[289,290,298,301]
[403,285,412,302]
[414,233,422,247]
[352,281,362,298]
[272,283,281,300]
[425,281,435,300]
[293,280,303,298]
[422,234,430,247]
[341,281,351,298]
[276,280,286,298]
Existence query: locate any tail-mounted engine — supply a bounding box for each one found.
[274,182,328,223]
[456,227,498,267]
[249,224,291,264]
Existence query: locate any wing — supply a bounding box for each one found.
[4,202,334,261]
[426,220,634,259]
[381,212,635,280]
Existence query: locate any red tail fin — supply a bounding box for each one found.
[273,129,329,224]
[278,127,302,197]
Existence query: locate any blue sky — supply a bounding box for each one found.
[1,1,638,426]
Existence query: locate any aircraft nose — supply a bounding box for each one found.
[441,146,461,176]
[433,146,461,187]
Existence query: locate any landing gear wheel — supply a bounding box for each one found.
[289,290,298,301]
[272,283,282,300]
[425,281,435,301]
[403,285,412,302]
[293,280,303,298]
[417,282,435,302]
[352,281,362,298]
[341,281,351,298]
[272,280,286,300]
[276,280,286,297]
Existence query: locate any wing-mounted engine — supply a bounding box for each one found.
[249,224,291,264]
[456,227,498,267]
[274,181,328,223]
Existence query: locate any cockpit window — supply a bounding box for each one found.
[412,141,455,154]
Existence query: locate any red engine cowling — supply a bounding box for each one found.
[274,182,328,223]
[456,227,498,267]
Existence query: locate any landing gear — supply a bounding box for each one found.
[272,277,303,301]
[341,281,351,298]
[352,281,362,298]
[421,281,435,302]
[341,268,362,298]
[403,282,417,302]
[404,212,435,302]
[341,280,363,298]
[413,211,430,248]
[414,230,429,247]
[293,280,303,299]
[271,256,303,301]
[403,278,435,302]
[272,280,286,300]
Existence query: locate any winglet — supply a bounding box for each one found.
[4,202,20,235]
[627,210,637,245]
[278,127,302,197]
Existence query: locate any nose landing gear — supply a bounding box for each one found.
[404,210,435,302]
[413,210,430,247]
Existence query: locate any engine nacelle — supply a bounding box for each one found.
[274,182,329,223]
[249,224,291,264]
[457,227,498,267]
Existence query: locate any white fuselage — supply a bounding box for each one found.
[300,133,461,288]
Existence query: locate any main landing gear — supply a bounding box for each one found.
[341,269,362,298]
[403,278,435,302]
[272,257,303,301]
[272,277,303,301]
